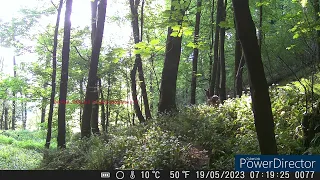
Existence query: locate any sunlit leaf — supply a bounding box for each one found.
[150,39,160,45]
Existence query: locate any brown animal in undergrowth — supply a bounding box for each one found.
[204,89,220,107]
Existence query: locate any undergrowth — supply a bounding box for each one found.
[1,80,319,170]
[38,82,319,170]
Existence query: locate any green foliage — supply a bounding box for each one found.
[0,130,47,170]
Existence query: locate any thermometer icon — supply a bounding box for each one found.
[130,171,135,179]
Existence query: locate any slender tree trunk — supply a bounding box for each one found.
[79,78,84,128]
[219,0,227,102]
[0,101,3,129]
[4,101,8,130]
[158,0,186,113]
[40,100,46,123]
[209,0,215,82]
[209,0,223,96]
[99,78,106,132]
[21,99,24,129]
[129,0,151,120]
[57,0,73,148]
[234,28,244,97]
[105,74,111,133]
[81,0,107,138]
[258,0,263,50]
[130,64,145,122]
[313,0,320,61]
[232,0,277,154]
[12,56,16,130]
[190,0,202,105]
[23,101,27,129]
[46,0,63,149]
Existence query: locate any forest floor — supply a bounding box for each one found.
[1,77,320,170]
[0,130,46,170]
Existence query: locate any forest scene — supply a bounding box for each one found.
[1,0,320,171]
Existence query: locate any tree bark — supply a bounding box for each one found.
[313,0,320,62]
[46,0,63,149]
[129,0,152,120]
[79,78,84,128]
[4,101,8,130]
[91,0,98,45]
[158,0,186,113]
[190,0,202,105]
[130,63,145,122]
[234,28,244,97]
[90,0,100,135]
[23,101,27,129]
[12,55,16,130]
[232,0,277,154]
[219,0,227,102]
[258,0,263,50]
[91,78,100,135]
[0,101,4,129]
[40,100,46,123]
[81,0,107,138]
[209,0,215,83]
[209,0,223,96]
[57,0,73,148]
[99,78,106,132]
[105,74,111,133]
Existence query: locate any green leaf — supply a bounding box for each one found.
[134,42,147,49]
[150,39,160,45]
[170,31,179,37]
[183,28,193,36]
[186,42,195,48]
[293,33,300,39]
[172,25,181,31]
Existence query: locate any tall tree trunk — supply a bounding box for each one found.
[219,0,227,102]
[209,0,215,82]
[313,0,320,61]
[128,1,144,123]
[40,100,46,123]
[190,0,202,105]
[46,0,63,149]
[99,78,106,132]
[105,74,111,133]
[234,28,244,97]
[21,99,24,129]
[258,0,263,50]
[4,101,8,130]
[209,0,223,96]
[90,0,100,135]
[129,0,151,120]
[0,101,4,129]
[57,0,73,148]
[91,79,100,135]
[12,56,16,130]
[232,0,277,154]
[130,64,145,122]
[79,78,84,128]
[81,0,107,138]
[158,0,186,113]
[91,0,98,45]
[23,101,27,129]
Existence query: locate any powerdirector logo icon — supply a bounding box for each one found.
[101,172,110,178]
[235,155,320,172]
